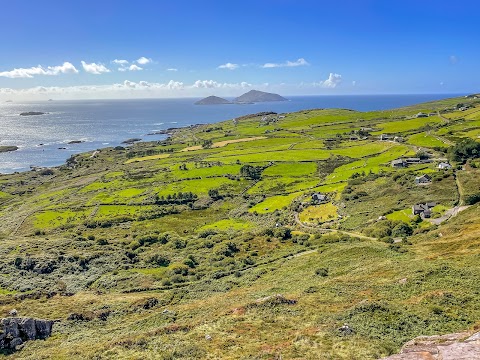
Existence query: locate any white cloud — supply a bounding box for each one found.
[192,80,251,89]
[81,61,111,74]
[313,73,342,88]
[0,62,78,78]
[218,62,239,70]
[167,68,178,72]
[449,55,458,65]
[136,57,152,65]
[262,58,309,68]
[193,80,221,88]
[352,80,356,87]
[128,64,143,71]
[0,79,257,100]
[112,59,129,65]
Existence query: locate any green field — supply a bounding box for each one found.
[407,132,448,148]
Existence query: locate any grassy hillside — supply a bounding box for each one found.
[0,95,479,359]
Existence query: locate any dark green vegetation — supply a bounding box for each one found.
[0,95,479,359]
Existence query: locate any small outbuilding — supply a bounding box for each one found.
[312,193,327,202]
[391,159,407,168]
[412,202,436,218]
[438,162,452,170]
[415,174,431,185]
[405,158,421,164]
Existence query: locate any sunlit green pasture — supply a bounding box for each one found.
[34,209,90,229]
[156,177,249,196]
[262,162,317,177]
[249,192,303,213]
[247,177,319,195]
[324,145,413,183]
[407,132,448,148]
[200,218,253,231]
[208,142,393,163]
[372,116,443,134]
[386,208,413,222]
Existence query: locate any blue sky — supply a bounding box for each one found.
[0,0,478,99]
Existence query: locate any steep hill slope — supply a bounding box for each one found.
[0,95,479,359]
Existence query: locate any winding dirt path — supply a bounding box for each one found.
[294,212,377,240]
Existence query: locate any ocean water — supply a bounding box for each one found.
[0,94,459,173]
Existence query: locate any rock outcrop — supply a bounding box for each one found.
[380,330,480,359]
[0,317,53,350]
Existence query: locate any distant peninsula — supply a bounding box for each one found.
[20,111,46,116]
[194,90,288,105]
[234,90,287,103]
[195,96,232,105]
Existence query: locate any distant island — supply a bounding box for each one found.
[234,90,288,103]
[20,112,46,116]
[195,96,232,105]
[0,146,18,153]
[194,90,287,105]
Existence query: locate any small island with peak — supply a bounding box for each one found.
[194,96,232,105]
[234,89,288,103]
[194,90,287,105]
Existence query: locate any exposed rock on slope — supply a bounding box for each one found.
[234,90,287,103]
[194,95,232,105]
[380,330,480,359]
[0,317,53,350]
